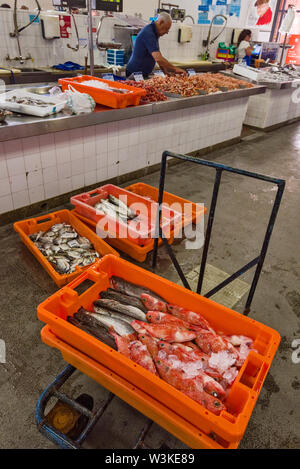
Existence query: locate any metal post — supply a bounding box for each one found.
[152,152,168,269]
[87,0,94,76]
[197,169,222,295]
[243,181,285,315]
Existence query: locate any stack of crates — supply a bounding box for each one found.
[107,49,125,66]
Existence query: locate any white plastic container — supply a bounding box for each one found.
[0,89,66,117]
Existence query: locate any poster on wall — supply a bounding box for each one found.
[59,15,71,39]
[246,0,276,31]
[198,0,242,25]
[285,34,300,65]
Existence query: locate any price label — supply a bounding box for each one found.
[187,68,196,76]
[133,72,144,82]
[154,70,165,77]
[102,73,114,81]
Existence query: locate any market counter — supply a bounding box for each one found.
[0,83,265,217]
[0,85,265,142]
[222,70,300,129]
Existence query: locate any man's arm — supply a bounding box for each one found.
[152,51,186,75]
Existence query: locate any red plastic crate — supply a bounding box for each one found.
[58,75,146,109]
[37,254,281,444]
[70,184,182,247]
[71,183,206,262]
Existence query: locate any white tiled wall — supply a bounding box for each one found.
[159,23,235,62]
[0,7,258,69]
[0,8,107,68]
[244,87,300,128]
[0,98,249,214]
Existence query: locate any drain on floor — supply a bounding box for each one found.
[183,263,250,309]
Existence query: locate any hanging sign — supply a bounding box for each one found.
[59,15,71,39]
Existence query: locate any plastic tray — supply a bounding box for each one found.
[70,184,182,247]
[125,182,206,238]
[14,210,119,287]
[71,183,206,261]
[41,325,239,449]
[37,254,281,443]
[0,89,66,117]
[58,75,146,109]
[71,210,164,262]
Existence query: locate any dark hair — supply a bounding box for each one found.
[238,29,252,47]
[255,0,269,6]
[0,3,11,7]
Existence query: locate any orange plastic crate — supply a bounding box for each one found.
[41,325,239,449]
[14,210,119,287]
[37,254,280,443]
[70,184,182,247]
[58,75,146,109]
[71,183,206,262]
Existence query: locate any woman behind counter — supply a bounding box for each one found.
[237,29,254,66]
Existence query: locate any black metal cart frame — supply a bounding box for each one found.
[152,151,285,315]
[35,364,158,449]
[35,152,285,449]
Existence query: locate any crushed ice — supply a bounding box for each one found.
[209,351,236,374]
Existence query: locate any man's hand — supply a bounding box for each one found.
[174,67,187,75]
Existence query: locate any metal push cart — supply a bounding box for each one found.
[35,151,285,449]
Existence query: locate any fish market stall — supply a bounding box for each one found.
[0,75,265,218]
[227,65,300,130]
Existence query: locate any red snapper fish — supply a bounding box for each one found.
[195,329,239,358]
[131,320,197,343]
[163,342,224,381]
[129,340,158,376]
[157,342,225,399]
[140,293,168,312]
[167,304,211,330]
[146,311,202,331]
[111,332,158,376]
[139,334,225,415]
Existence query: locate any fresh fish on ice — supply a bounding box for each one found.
[140,294,168,312]
[67,314,117,349]
[131,320,197,343]
[129,340,158,376]
[93,305,137,326]
[94,298,146,321]
[167,304,211,330]
[146,311,202,331]
[108,194,138,220]
[29,222,100,275]
[100,289,147,313]
[110,276,166,302]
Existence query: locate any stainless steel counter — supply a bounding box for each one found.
[0,85,265,142]
[221,70,300,90]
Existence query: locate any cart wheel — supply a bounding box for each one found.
[67,394,94,440]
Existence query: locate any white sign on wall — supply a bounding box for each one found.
[246,0,277,31]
